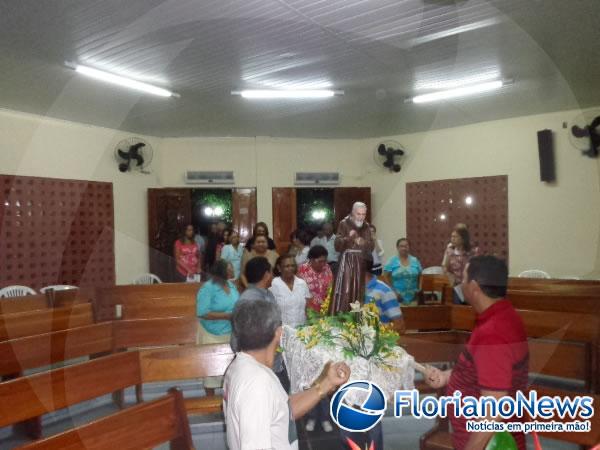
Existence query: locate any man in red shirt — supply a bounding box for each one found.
[425,256,529,450]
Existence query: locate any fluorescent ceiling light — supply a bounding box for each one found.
[72,64,175,97]
[415,70,500,92]
[232,89,343,99]
[411,80,504,104]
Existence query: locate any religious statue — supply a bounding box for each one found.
[330,202,374,314]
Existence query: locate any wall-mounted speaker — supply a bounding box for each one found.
[537,129,556,182]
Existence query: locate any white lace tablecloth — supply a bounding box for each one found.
[281,325,415,402]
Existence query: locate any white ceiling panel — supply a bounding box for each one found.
[0,0,598,138]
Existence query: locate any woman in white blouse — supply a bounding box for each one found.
[269,254,312,328]
[270,254,334,433]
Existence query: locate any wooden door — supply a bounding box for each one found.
[333,187,371,227]
[272,188,297,256]
[232,188,257,245]
[148,189,191,282]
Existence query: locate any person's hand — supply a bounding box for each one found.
[315,361,350,393]
[424,366,448,389]
[355,237,364,246]
[348,230,357,237]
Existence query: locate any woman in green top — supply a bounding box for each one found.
[196,259,240,394]
[383,238,423,305]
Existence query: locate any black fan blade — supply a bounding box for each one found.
[571,125,590,138]
[117,149,131,160]
[133,154,145,166]
[129,142,146,152]
[128,143,146,166]
[377,144,387,155]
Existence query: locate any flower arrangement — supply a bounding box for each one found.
[297,300,400,368]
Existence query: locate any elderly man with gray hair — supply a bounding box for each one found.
[224,299,350,450]
[331,201,375,313]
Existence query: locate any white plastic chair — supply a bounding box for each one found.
[132,273,162,285]
[40,285,78,294]
[518,269,551,279]
[0,285,37,298]
[422,266,444,275]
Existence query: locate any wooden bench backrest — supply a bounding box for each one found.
[450,305,600,339]
[118,297,196,320]
[0,290,91,316]
[140,344,234,383]
[94,283,200,320]
[0,351,142,428]
[0,317,198,378]
[15,388,194,450]
[112,316,198,349]
[509,276,600,288]
[402,331,468,364]
[507,290,600,315]
[420,274,450,291]
[402,305,452,331]
[0,303,94,341]
[0,322,113,376]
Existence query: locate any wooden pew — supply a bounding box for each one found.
[419,305,600,450]
[94,282,200,321]
[0,317,198,379]
[0,317,198,439]
[112,316,198,350]
[507,290,600,315]
[15,388,194,450]
[0,303,94,341]
[402,305,452,331]
[508,276,600,290]
[1,345,230,441]
[139,344,234,414]
[420,274,450,304]
[0,322,113,377]
[0,352,142,431]
[443,281,600,308]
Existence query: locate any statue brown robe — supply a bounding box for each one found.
[330,216,374,314]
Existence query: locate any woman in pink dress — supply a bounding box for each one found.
[174,224,201,282]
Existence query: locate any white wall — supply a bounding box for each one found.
[158,136,372,228]
[159,109,600,278]
[0,108,161,284]
[3,106,599,282]
[366,109,600,278]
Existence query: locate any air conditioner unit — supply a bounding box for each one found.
[294,172,340,186]
[184,171,234,185]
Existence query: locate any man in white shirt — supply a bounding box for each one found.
[310,223,338,270]
[224,299,350,450]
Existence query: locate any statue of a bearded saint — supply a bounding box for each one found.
[330,202,374,314]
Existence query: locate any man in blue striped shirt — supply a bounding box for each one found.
[364,258,406,334]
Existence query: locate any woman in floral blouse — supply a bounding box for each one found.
[297,245,333,313]
[442,223,479,286]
